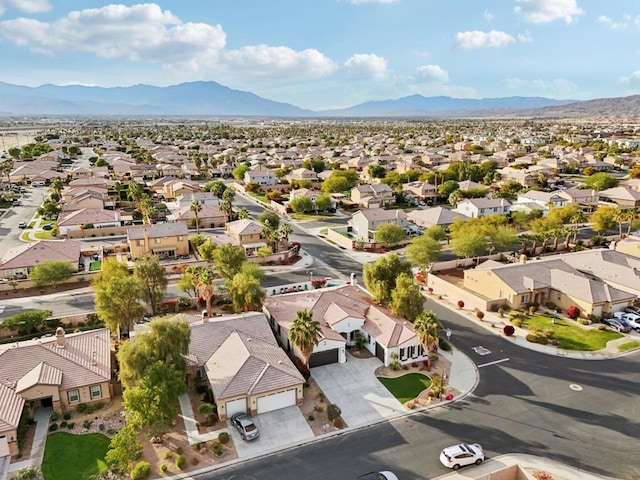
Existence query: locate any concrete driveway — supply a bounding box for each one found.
[229,406,314,458]
[311,354,404,428]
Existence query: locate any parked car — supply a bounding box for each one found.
[230,413,260,441]
[602,318,631,333]
[42,224,53,231]
[613,312,640,332]
[357,472,399,480]
[439,443,484,470]
[623,306,640,316]
[12,201,20,207]
[18,221,26,229]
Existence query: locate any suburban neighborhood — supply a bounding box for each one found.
[0,117,639,480]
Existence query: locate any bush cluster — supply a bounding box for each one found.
[175,454,186,470]
[218,432,229,444]
[438,337,452,351]
[327,404,341,421]
[130,461,151,480]
[526,333,548,345]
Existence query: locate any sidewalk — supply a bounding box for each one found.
[8,407,51,474]
[432,453,622,480]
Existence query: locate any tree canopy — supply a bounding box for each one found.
[374,223,405,247]
[406,235,441,271]
[363,253,412,304]
[390,273,424,321]
[288,309,321,366]
[29,260,74,288]
[134,255,168,315]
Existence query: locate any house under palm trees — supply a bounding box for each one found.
[263,284,428,367]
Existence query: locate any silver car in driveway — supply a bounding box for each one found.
[231,413,260,441]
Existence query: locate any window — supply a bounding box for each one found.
[155,238,161,244]
[90,385,101,399]
[521,294,529,303]
[137,240,144,247]
[68,390,79,403]
[178,236,183,241]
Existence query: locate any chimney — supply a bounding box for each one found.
[55,327,66,348]
[201,309,209,323]
[143,227,150,254]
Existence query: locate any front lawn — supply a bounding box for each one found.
[42,432,110,480]
[618,340,640,353]
[377,373,431,404]
[525,315,622,351]
[89,261,102,271]
[290,213,335,220]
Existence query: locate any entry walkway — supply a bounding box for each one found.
[8,407,51,474]
[178,394,225,445]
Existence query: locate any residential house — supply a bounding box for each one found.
[457,180,486,192]
[175,192,220,208]
[57,208,122,236]
[285,168,317,183]
[244,165,277,186]
[402,181,438,204]
[225,219,268,255]
[168,204,226,229]
[454,198,511,219]
[0,328,112,455]
[557,188,599,210]
[407,207,466,229]
[62,187,111,210]
[515,191,568,211]
[0,239,81,279]
[176,313,304,420]
[463,250,637,316]
[350,184,395,208]
[350,208,408,241]
[126,222,189,260]
[597,187,640,210]
[497,167,538,187]
[263,285,428,368]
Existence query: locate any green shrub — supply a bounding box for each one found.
[218,432,230,445]
[211,441,224,456]
[76,403,87,414]
[308,414,315,421]
[175,454,186,470]
[60,421,67,428]
[162,451,173,460]
[63,413,72,420]
[130,461,151,480]
[83,420,92,429]
[11,467,40,480]
[176,446,184,455]
[511,318,522,328]
[49,412,59,422]
[438,337,452,351]
[99,423,105,431]
[160,464,168,473]
[48,423,58,432]
[577,318,591,325]
[526,333,548,345]
[193,442,202,451]
[67,422,75,429]
[594,324,607,331]
[327,404,341,421]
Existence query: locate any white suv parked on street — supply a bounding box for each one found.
[439,443,484,470]
[613,312,640,332]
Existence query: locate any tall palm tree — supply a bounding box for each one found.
[279,222,293,248]
[570,212,586,243]
[127,180,145,207]
[622,209,636,236]
[188,266,217,316]
[222,189,236,221]
[413,311,442,367]
[190,200,202,233]
[49,177,65,203]
[288,309,321,367]
[138,194,157,224]
[613,208,626,239]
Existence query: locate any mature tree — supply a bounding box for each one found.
[105,424,143,473]
[138,194,157,224]
[37,199,61,220]
[188,265,218,315]
[134,255,168,315]
[2,310,51,335]
[205,180,227,197]
[212,244,247,281]
[486,225,519,253]
[613,208,635,237]
[190,200,202,233]
[390,273,424,321]
[176,269,198,297]
[258,210,281,230]
[197,238,217,262]
[374,223,405,247]
[368,164,387,179]
[363,253,412,304]
[448,189,465,208]
[93,260,145,336]
[438,180,459,198]
[629,163,640,179]
[547,204,583,225]
[48,177,65,201]
[406,235,441,273]
[279,222,293,247]
[450,231,487,258]
[302,158,325,173]
[117,316,191,388]
[288,309,321,367]
[314,194,333,213]
[232,164,250,180]
[321,172,355,194]
[290,196,314,213]
[29,260,74,288]
[126,180,145,206]
[227,271,266,313]
[222,188,236,214]
[585,172,618,191]
[424,225,447,241]
[413,311,442,366]
[591,205,617,234]
[237,207,250,219]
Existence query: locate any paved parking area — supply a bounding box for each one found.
[229,406,314,458]
[311,354,404,428]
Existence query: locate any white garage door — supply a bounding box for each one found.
[257,389,296,414]
[225,398,246,417]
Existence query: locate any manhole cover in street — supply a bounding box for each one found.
[569,384,583,391]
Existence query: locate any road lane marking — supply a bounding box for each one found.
[477,358,510,368]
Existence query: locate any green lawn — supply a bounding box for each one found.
[618,340,640,352]
[290,213,335,220]
[377,373,432,404]
[42,432,110,480]
[525,315,623,351]
[89,261,102,271]
[34,231,53,239]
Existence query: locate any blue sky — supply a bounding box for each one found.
[0,0,639,110]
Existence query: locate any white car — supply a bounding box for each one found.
[614,312,640,332]
[439,443,484,470]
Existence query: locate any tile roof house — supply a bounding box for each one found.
[351,184,395,208]
[0,239,81,279]
[263,285,428,368]
[350,208,408,241]
[597,187,640,209]
[463,250,637,317]
[557,188,599,209]
[244,165,277,186]
[167,204,226,229]
[0,328,112,455]
[57,208,122,236]
[407,206,466,229]
[454,198,511,219]
[126,223,189,260]
[162,313,304,420]
[402,181,438,204]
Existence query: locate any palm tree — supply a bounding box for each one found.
[49,177,65,201]
[222,189,236,222]
[127,180,145,206]
[570,212,586,243]
[237,207,250,220]
[279,222,293,248]
[288,309,321,367]
[188,266,217,316]
[613,209,626,239]
[138,194,157,224]
[190,200,202,233]
[413,311,442,367]
[0,159,13,187]
[622,209,636,236]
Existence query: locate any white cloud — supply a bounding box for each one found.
[517,31,533,42]
[221,45,336,78]
[596,15,628,29]
[344,53,388,80]
[415,64,449,83]
[0,3,226,69]
[505,77,578,95]
[514,0,584,24]
[455,30,515,49]
[0,0,50,15]
[618,71,640,84]
[346,0,398,4]
[483,11,494,21]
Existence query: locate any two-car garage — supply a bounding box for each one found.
[256,389,297,414]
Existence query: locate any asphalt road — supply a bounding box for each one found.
[203,299,640,480]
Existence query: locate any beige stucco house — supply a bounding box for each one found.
[126,223,190,260]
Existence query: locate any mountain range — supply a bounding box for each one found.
[0,80,638,118]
